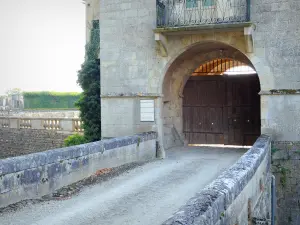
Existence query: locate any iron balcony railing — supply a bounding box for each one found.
[157,0,250,28]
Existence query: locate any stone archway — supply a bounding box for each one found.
[160,41,263,149]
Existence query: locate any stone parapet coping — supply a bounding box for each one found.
[162,135,271,225]
[101,93,162,98]
[260,89,300,95]
[0,117,79,120]
[0,132,157,176]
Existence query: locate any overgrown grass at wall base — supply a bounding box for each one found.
[23,92,81,109]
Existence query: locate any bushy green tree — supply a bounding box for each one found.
[76,20,101,142]
[64,133,87,147]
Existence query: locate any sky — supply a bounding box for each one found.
[0,0,86,95]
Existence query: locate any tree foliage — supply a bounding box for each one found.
[64,133,87,147]
[75,20,101,142]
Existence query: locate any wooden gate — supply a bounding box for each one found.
[183,74,260,146]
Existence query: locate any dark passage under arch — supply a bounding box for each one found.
[183,72,260,146]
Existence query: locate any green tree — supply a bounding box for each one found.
[64,133,87,147]
[76,20,101,142]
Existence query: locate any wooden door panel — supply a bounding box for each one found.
[206,107,223,133]
[183,74,260,145]
[206,133,224,144]
[183,81,195,106]
[191,133,206,144]
[242,106,260,134]
[244,134,259,146]
[225,75,260,145]
[183,106,192,133]
[191,107,207,132]
[226,106,243,145]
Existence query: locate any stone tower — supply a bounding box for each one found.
[99,1,300,224]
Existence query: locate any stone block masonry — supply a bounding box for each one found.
[100,0,300,222]
[0,113,83,159]
[0,128,69,159]
[0,132,157,208]
[272,141,300,225]
[162,135,272,225]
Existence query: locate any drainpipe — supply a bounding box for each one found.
[246,0,251,21]
[271,175,276,225]
[155,97,166,159]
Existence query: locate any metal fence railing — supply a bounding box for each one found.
[157,0,250,28]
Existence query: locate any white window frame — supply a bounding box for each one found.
[140,99,155,122]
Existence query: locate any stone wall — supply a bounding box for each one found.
[251,0,300,90]
[0,132,157,208]
[100,0,273,149]
[0,128,69,159]
[101,97,158,138]
[100,0,300,222]
[246,2,300,224]
[251,0,300,142]
[100,1,300,137]
[100,0,159,142]
[0,112,83,159]
[272,141,300,225]
[261,94,300,141]
[162,135,272,225]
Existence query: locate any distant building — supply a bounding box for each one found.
[0,94,24,111]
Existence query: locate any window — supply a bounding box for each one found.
[202,0,215,7]
[140,100,155,122]
[186,0,198,8]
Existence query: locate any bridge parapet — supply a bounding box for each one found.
[163,135,272,225]
[0,132,158,208]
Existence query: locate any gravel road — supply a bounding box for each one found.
[0,146,246,225]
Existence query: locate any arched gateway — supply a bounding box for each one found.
[161,41,261,148]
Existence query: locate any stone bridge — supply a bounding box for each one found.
[0,133,273,225]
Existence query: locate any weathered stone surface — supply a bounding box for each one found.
[0,132,157,208]
[272,141,300,225]
[99,0,300,223]
[162,135,271,225]
[0,131,157,176]
[0,128,70,159]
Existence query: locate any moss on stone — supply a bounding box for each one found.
[154,22,253,33]
[269,89,300,95]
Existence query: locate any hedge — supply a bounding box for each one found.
[23,92,81,109]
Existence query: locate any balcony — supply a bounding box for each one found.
[156,0,251,28]
[154,0,254,57]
